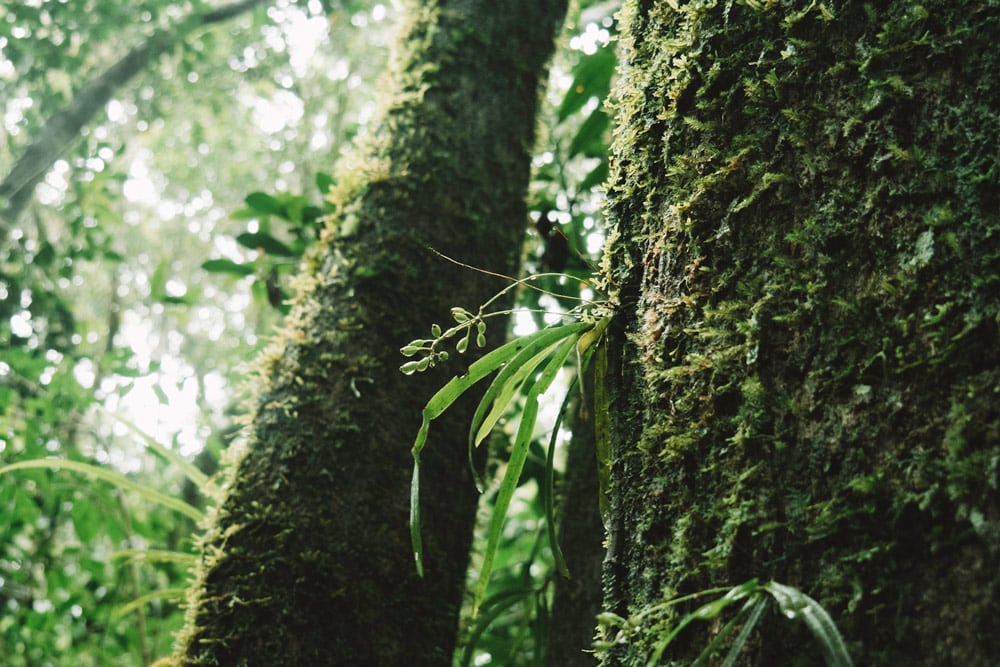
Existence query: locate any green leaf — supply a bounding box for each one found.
[100,407,211,492]
[112,587,188,621]
[472,334,579,615]
[244,191,284,217]
[763,582,854,667]
[648,580,760,664]
[568,109,611,158]
[71,499,101,542]
[112,548,198,566]
[235,232,297,257]
[719,596,768,667]
[470,337,568,451]
[0,459,204,522]
[409,321,591,576]
[544,379,577,579]
[557,44,617,121]
[201,258,255,276]
[316,171,335,196]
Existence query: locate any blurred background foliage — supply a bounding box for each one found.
[0,0,617,664]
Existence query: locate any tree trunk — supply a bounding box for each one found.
[174,1,567,664]
[600,1,999,665]
[0,0,266,232]
[547,375,604,666]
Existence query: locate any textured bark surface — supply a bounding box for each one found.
[174,1,567,664]
[546,383,604,666]
[600,1,999,665]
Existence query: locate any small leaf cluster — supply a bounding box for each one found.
[594,579,853,667]
[399,307,488,374]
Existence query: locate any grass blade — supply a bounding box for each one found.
[0,459,204,522]
[720,595,768,667]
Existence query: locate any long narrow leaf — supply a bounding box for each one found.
[410,455,426,576]
[470,325,590,449]
[100,407,210,491]
[111,587,188,621]
[764,582,854,667]
[409,321,590,575]
[648,581,758,666]
[424,321,590,424]
[721,596,768,667]
[472,334,579,615]
[468,340,566,491]
[471,341,562,450]
[544,377,578,578]
[693,595,764,667]
[112,548,198,566]
[0,459,204,522]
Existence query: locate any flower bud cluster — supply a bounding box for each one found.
[399,306,488,375]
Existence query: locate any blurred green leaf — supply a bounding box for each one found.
[71,499,102,542]
[557,44,616,121]
[201,258,255,276]
[236,232,297,257]
[316,171,336,195]
[245,191,284,216]
[568,109,610,158]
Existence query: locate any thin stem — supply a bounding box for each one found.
[429,247,602,306]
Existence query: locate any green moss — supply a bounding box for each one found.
[174,0,570,664]
[601,0,1000,664]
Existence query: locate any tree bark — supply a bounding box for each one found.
[174,1,567,664]
[0,0,266,232]
[547,376,604,666]
[600,1,999,665]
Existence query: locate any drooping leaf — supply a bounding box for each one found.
[0,459,204,522]
[763,581,854,667]
[472,333,580,615]
[410,320,591,576]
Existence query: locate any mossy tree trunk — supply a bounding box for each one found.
[600,1,999,665]
[174,1,567,664]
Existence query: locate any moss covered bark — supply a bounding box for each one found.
[600,1,1000,664]
[174,1,567,664]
